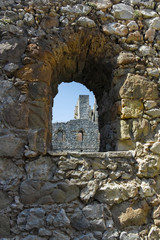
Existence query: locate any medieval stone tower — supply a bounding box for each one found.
[52,95,100,152]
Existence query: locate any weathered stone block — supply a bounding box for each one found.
[40,16,59,29]
[117,52,136,65]
[140,9,158,18]
[28,101,49,128]
[145,108,160,118]
[95,0,113,10]
[112,3,134,19]
[0,37,27,63]
[137,155,160,178]
[29,82,51,101]
[3,102,29,129]
[102,23,128,36]
[83,203,104,220]
[151,142,160,155]
[121,99,143,118]
[119,74,158,99]
[118,120,130,140]
[0,158,23,185]
[77,17,96,28]
[58,182,80,202]
[71,211,90,230]
[76,233,97,240]
[51,231,70,240]
[0,134,24,157]
[25,156,57,180]
[144,100,157,110]
[80,180,98,202]
[0,190,12,209]
[20,180,41,204]
[23,236,46,240]
[53,209,70,227]
[95,181,138,205]
[0,215,10,237]
[112,200,150,228]
[131,118,150,141]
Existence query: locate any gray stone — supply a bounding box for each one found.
[90,219,106,231]
[80,180,98,202]
[39,228,52,237]
[120,231,140,240]
[150,142,160,155]
[82,203,104,220]
[149,17,160,30]
[23,236,46,240]
[75,233,97,240]
[24,13,35,26]
[147,68,159,77]
[0,190,12,209]
[106,151,135,158]
[145,109,160,118]
[4,62,19,74]
[137,155,160,178]
[50,188,66,203]
[25,156,57,180]
[26,208,45,230]
[20,180,41,204]
[140,9,158,18]
[102,229,119,240]
[0,37,27,63]
[51,231,70,240]
[94,181,138,205]
[77,17,96,28]
[71,211,90,231]
[144,100,157,110]
[102,23,128,36]
[139,45,155,56]
[61,4,91,15]
[53,209,70,227]
[0,215,10,238]
[0,158,23,185]
[0,134,24,157]
[112,3,134,19]
[148,226,160,240]
[57,182,79,202]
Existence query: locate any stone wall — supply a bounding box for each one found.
[1,149,160,239]
[0,0,160,239]
[52,119,99,152]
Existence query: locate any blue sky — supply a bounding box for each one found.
[52,82,95,122]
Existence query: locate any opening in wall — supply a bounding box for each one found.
[52,82,100,152]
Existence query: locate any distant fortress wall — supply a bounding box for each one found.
[52,95,100,152]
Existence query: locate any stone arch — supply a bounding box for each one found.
[15,28,120,154]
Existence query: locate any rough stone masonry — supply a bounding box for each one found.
[52,95,100,152]
[0,0,160,239]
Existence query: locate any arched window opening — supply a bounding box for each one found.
[77,131,83,142]
[52,82,100,152]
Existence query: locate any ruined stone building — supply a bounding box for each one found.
[52,95,100,152]
[1,0,160,239]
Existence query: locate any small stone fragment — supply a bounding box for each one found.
[151,142,160,155]
[112,3,134,19]
[77,17,96,28]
